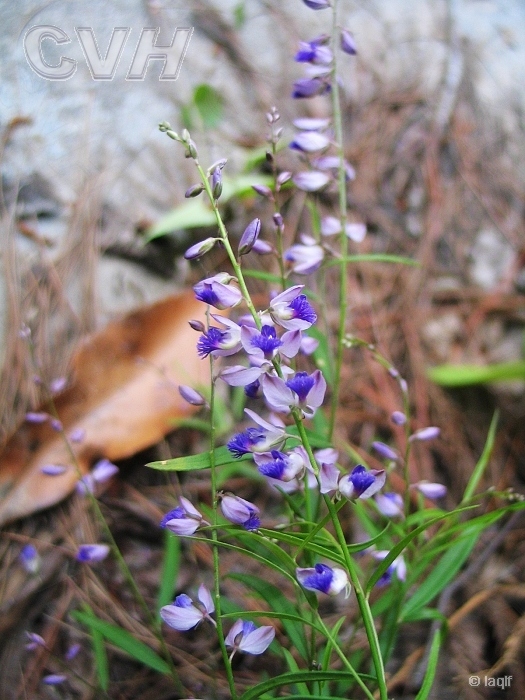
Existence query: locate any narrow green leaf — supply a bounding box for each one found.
[81,605,109,691]
[71,611,170,675]
[366,510,464,594]
[282,648,312,697]
[401,532,478,621]
[193,83,223,129]
[462,410,499,503]
[415,628,443,699]
[324,254,419,267]
[239,671,374,700]
[308,326,334,386]
[147,445,246,472]
[243,269,283,284]
[257,528,345,567]
[227,572,309,661]
[321,616,346,671]
[157,530,180,611]
[428,361,525,387]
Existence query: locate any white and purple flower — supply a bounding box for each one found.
[372,551,407,587]
[193,273,242,310]
[375,492,404,518]
[268,286,317,331]
[196,317,242,358]
[160,497,205,536]
[225,619,275,659]
[220,494,260,531]
[296,563,350,597]
[76,544,110,563]
[227,410,286,457]
[284,235,325,274]
[262,370,326,418]
[338,465,386,500]
[253,448,306,482]
[160,584,215,631]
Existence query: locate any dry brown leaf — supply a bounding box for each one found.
[0,291,210,525]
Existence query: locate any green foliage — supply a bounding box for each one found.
[428,361,525,386]
[71,611,171,675]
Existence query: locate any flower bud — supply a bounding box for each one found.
[185,183,204,198]
[158,121,171,132]
[185,139,198,159]
[238,218,261,256]
[341,29,357,55]
[178,385,207,406]
[166,130,179,140]
[189,319,206,332]
[211,168,223,199]
[184,237,218,260]
[252,184,274,199]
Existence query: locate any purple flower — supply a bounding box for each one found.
[227,409,286,457]
[312,155,356,180]
[293,117,331,131]
[375,492,404,518]
[65,643,81,660]
[338,465,386,500]
[41,464,67,476]
[290,131,330,153]
[292,78,330,99]
[76,544,110,563]
[242,325,282,359]
[372,551,406,586]
[341,29,357,55]
[194,274,242,310]
[371,441,399,461]
[295,41,333,66]
[196,317,242,358]
[160,584,215,631]
[285,236,324,275]
[19,544,41,574]
[391,411,407,426]
[69,427,86,443]
[42,674,67,685]
[252,239,274,255]
[48,377,67,394]
[25,411,49,424]
[345,222,367,242]
[225,619,275,659]
[253,448,306,482]
[300,335,319,355]
[293,171,330,192]
[50,418,63,432]
[296,563,350,596]
[179,385,207,406]
[76,459,118,495]
[262,371,326,418]
[301,0,330,9]
[269,286,317,331]
[238,218,261,256]
[25,632,46,650]
[413,481,447,499]
[184,237,218,260]
[252,184,274,199]
[220,494,260,531]
[160,497,204,536]
[409,427,441,442]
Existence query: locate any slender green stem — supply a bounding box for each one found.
[195,161,262,330]
[324,495,388,700]
[209,356,238,700]
[316,615,376,700]
[328,0,350,441]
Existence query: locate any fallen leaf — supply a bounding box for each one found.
[0,291,210,525]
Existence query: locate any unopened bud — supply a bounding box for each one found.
[185,139,198,159]
[158,121,171,132]
[238,218,261,256]
[252,184,274,199]
[184,237,218,260]
[189,319,206,332]
[185,183,204,198]
[211,168,222,199]
[272,212,284,228]
[166,130,179,140]
[276,171,292,187]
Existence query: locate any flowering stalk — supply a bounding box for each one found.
[294,414,388,699]
[328,0,350,440]
[208,355,239,700]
